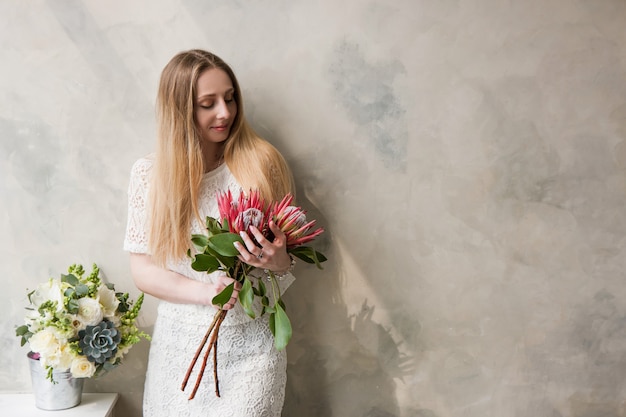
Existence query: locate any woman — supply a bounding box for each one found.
[124,49,296,416]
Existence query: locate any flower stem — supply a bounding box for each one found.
[181,308,228,399]
[187,309,227,400]
[213,335,220,397]
[181,311,220,392]
[269,272,280,307]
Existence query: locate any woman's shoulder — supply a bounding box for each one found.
[130,154,156,178]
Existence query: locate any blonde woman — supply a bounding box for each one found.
[124,49,295,416]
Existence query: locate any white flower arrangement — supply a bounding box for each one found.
[16,263,149,381]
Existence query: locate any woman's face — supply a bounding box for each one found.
[194,68,238,144]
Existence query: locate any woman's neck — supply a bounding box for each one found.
[202,143,225,172]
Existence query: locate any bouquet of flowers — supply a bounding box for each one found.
[15,263,150,382]
[181,190,326,399]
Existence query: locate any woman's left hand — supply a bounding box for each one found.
[234,220,292,272]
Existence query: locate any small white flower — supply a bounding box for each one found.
[97,285,119,318]
[76,298,104,327]
[70,356,96,378]
[70,314,86,332]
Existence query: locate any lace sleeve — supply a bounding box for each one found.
[123,158,153,254]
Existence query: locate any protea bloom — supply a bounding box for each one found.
[217,190,268,235]
[270,194,324,247]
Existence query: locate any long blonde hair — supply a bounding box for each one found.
[149,49,294,266]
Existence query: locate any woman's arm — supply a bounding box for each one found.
[129,253,241,309]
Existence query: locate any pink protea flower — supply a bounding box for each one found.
[270,194,324,247]
[217,190,268,235]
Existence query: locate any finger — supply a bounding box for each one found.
[238,231,262,255]
[234,242,257,262]
[223,294,237,308]
[248,226,271,247]
[268,220,286,240]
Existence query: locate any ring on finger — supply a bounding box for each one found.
[257,249,264,259]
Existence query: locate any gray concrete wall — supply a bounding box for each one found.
[1,1,625,416]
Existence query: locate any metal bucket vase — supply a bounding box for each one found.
[28,352,84,410]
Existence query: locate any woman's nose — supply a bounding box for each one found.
[216,100,231,119]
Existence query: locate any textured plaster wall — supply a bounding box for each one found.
[1,1,626,416]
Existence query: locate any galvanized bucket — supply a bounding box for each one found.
[28,352,84,410]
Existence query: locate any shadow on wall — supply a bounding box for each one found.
[282,196,416,417]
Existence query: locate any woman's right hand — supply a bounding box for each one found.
[130,253,241,308]
[212,274,242,310]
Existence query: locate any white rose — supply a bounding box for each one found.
[30,279,65,311]
[29,328,61,358]
[70,356,96,378]
[51,343,74,370]
[97,285,119,318]
[76,297,103,327]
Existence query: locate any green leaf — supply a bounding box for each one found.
[289,246,327,269]
[269,311,275,336]
[191,254,221,273]
[75,284,89,297]
[198,244,234,269]
[191,234,209,250]
[116,292,130,312]
[67,299,79,314]
[219,254,236,269]
[211,282,234,308]
[238,278,255,319]
[314,250,328,264]
[258,280,267,297]
[205,217,223,235]
[64,288,75,298]
[15,325,29,337]
[208,233,244,257]
[272,303,292,351]
[61,273,79,286]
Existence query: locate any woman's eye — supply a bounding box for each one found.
[197,96,234,109]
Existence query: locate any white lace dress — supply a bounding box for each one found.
[123,157,294,417]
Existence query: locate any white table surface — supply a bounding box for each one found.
[0,393,118,417]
